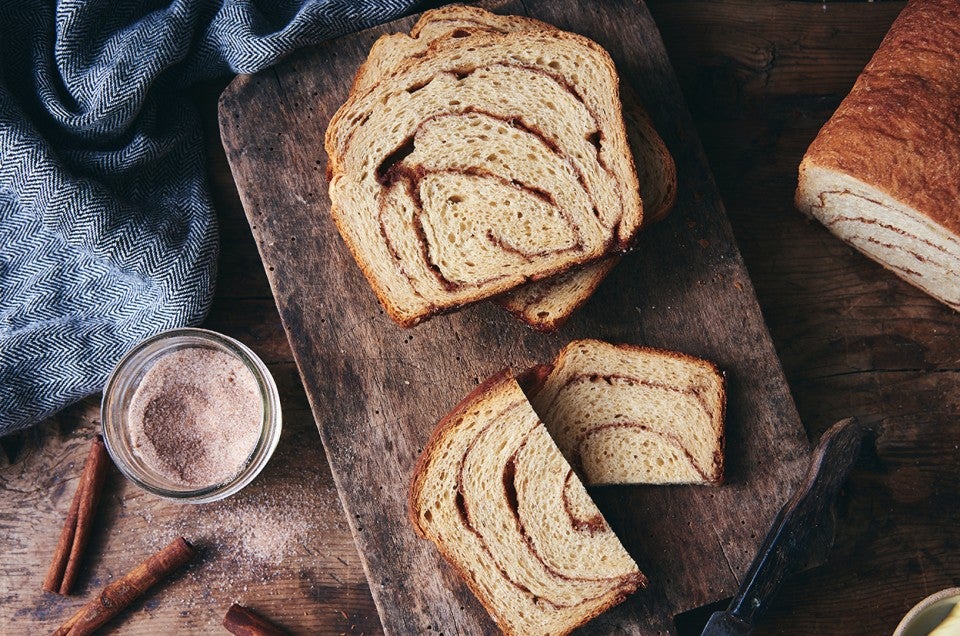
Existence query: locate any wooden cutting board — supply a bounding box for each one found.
[218,1,810,633]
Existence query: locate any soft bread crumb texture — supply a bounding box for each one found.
[795,0,960,311]
[498,85,676,331]
[409,370,644,636]
[350,5,675,331]
[798,167,960,309]
[325,16,642,326]
[529,339,725,486]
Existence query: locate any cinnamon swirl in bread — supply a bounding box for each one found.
[499,95,675,331]
[349,5,675,331]
[524,340,725,486]
[350,6,554,97]
[410,370,645,635]
[796,0,960,311]
[325,16,643,326]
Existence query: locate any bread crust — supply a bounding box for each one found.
[515,363,555,398]
[352,6,563,98]
[497,258,620,333]
[410,5,556,39]
[797,0,960,236]
[408,367,515,538]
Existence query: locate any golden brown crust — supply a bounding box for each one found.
[497,258,620,333]
[515,363,556,398]
[407,371,526,632]
[351,6,555,104]
[410,4,557,39]
[799,0,960,236]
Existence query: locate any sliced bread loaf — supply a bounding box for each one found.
[410,369,645,636]
[325,18,643,326]
[525,339,725,486]
[795,0,960,311]
[351,5,676,331]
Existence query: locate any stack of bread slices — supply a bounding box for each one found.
[325,6,675,331]
[410,339,726,635]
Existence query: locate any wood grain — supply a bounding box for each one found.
[6,2,959,635]
[218,1,809,633]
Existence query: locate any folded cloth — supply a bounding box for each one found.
[0,0,419,435]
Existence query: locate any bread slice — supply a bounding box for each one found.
[351,5,676,331]
[325,18,643,326]
[795,0,960,311]
[500,259,620,332]
[350,6,557,97]
[498,91,676,331]
[410,370,645,636]
[523,340,725,486]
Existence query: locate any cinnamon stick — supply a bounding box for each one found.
[43,435,110,595]
[51,537,195,636]
[223,603,289,636]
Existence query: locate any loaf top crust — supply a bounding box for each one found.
[351,5,558,96]
[800,0,960,235]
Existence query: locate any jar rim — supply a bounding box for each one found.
[894,588,960,636]
[101,327,282,504]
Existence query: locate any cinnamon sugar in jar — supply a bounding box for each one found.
[102,329,281,503]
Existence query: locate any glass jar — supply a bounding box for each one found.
[101,328,281,504]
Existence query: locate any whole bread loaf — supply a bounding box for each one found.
[522,339,725,486]
[410,370,645,636]
[796,0,960,310]
[352,5,676,331]
[326,12,643,326]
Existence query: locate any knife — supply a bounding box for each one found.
[700,417,870,636]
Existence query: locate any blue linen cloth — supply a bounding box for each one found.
[0,0,419,435]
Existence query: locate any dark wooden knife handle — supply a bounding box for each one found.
[728,417,869,626]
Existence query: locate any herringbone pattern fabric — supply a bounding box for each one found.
[0,0,419,434]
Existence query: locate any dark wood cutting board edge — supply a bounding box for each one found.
[217,1,811,633]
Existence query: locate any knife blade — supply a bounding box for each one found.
[700,417,870,636]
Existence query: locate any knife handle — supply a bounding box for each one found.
[727,417,869,626]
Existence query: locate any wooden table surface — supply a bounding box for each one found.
[3,1,958,634]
